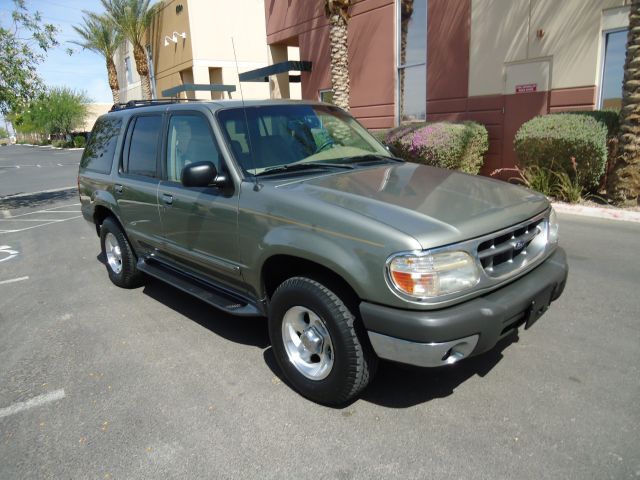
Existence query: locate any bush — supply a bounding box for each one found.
[73,135,86,148]
[567,110,619,138]
[514,114,607,191]
[384,121,488,174]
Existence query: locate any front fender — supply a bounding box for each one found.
[243,224,381,300]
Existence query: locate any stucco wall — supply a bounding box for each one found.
[469,0,628,97]
[187,0,270,100]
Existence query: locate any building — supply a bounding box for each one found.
[81,103,112,132]
[264,0,632,173]
[114,0,301,102]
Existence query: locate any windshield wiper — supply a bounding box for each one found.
[339,154,404,164]
[256,162,355,176]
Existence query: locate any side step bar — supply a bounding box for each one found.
[137,258,263,317]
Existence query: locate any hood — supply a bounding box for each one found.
[276,162,549,249]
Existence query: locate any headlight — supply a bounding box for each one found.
[387,251,480,299]
[548,208,559,244]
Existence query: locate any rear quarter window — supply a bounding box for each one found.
[80,117,122,174]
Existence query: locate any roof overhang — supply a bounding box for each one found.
[161,83,236,98]
[238,60,312,83]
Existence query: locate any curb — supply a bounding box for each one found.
[14,144,83,151]
[552,202,640,223]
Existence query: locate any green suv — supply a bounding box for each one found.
[78,99,568,405]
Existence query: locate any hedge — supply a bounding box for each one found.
[384,121,488,174]
[514,114,607,191]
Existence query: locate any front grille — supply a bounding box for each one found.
[476,217,546,278]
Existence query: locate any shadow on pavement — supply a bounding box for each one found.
[0,188,77,210]
[142,278,270,349]
[263,328,519,409]
[105,263,515,409]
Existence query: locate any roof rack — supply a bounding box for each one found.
[109,99,186,112]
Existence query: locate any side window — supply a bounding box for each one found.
[124,115,162,177]
[80,117,122,174]
[166,115,221,182]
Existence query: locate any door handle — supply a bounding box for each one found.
[114,184,123,194]
[162,193,173,206]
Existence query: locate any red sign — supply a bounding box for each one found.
[516,83,537,93]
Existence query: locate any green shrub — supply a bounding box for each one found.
[52,140,65,148]
[385,121,489,174]
[567,110,619,138]
[514,114,607,191]
[73,135,86,148]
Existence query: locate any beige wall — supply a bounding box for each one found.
[151,0,194,99]
[81,103,112,132]
[469,0,628,97]
[186,0,270,100]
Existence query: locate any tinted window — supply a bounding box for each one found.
[125,116,162,177]
[166,115,221,182]
[80,117,122,174]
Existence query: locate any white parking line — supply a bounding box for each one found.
[0,389,65,419]
[0,215,82,233]
[1,210,10,218]
[6,203,80,218]
[0,276,29,285]
[0,218,77,222]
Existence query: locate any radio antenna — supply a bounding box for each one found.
[231,37,260,191]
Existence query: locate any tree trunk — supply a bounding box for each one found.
[328,12,350,111]
[133,42,152,100]
[608,0,640,206]
[106,58,120,104]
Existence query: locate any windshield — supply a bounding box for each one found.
[217,104,391,175]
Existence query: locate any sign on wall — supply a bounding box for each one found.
[515,83,538,94]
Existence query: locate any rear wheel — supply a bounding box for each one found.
[268,276,377,405]
[99,217,145,288]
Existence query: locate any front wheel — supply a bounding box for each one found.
[268,276,377,405]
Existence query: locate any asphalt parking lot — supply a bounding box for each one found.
[1,145,639,479]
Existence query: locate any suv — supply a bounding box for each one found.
[78,99,568,405]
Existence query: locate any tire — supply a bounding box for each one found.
[99,216,145,289]
[268,276,377,405]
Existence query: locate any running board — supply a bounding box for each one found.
[137,258,262,317]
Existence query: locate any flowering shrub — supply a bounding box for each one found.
[384,121,488,174]
[514,114,607,191]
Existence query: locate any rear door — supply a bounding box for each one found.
[156,111,243,290]
[115,113,164,255]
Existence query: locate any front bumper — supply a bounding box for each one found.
[360,248,568,367]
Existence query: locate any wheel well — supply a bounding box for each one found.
[93,205,118,236]
[262,255,360,305]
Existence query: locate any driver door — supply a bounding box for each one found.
[156,111,243,290]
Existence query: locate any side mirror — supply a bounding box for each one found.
[181,161,217,187]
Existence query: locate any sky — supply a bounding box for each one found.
[3,0,114,104]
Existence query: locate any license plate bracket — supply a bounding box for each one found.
[524,287,553,329]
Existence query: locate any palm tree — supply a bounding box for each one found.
[608,0,640,206]
[72,12,123,104]
[324,0,352,111]
[101,0,157,100]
